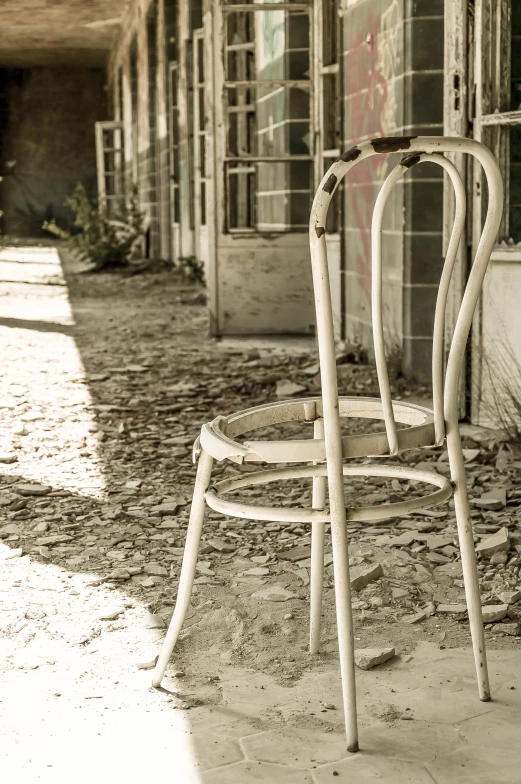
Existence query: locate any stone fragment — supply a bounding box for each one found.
[36,535,73,546]
[16,483,52,497]
[476,527,510,557]
[277,545,312,562]
[481,604,508,622]
[143,612,165,629]
[251,585,296,602]
[242,567,270,576]
[492,622,520,636]
[159,520,179,529]
[490,551,508,566]
[0,454,17,464]
[99,608,125,621]
[251,555,270,564]
[108,568,131,580]
[207,538,236,553]
[403,611,427,624]
[426,552,451,564]
[392,587,410,600]
[498,590,521,605]
[473,490,507,511]
[157,503,179,515]
[140,577,159,587]
[0,524,21,537]
[437,604,468,614]
[143,564,168,576]
[137,656,159,671]
[350,562,384,591]
[354,647,395,670]
[275,380,307,397]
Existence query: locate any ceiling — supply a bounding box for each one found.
[0,1,130,68]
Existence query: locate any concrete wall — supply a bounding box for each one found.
[341,0,444,381]
[0,67,107,237]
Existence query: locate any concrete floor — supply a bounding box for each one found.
[183,643,521,784]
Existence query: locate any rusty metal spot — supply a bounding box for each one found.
[371,136,417,153]
[315,226,326,238]
[340,146,361,163]
[400,152,423,169]
[322,173,337,194]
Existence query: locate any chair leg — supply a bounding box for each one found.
[151,448,214,688]
[327,461,358,752]
[447,428,491,701]
[310,418,326,654]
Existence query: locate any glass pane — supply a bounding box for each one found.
[226,86,310,157]
[227,165,256,230]
[198,89,205,131]
[199,136,206,176]
[225,11,309,81]
[200,181,206,226]
[322,0,339,67]
[225,161,311,232]
[227,104,256,156]
[197,38,204,82]
[321,72,340,151]
[257,161,311,230]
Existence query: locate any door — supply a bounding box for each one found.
[210,0,316,336]
[168,62,182,261]
[193,27,210,278]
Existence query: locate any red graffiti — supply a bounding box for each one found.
[344,12,390,301]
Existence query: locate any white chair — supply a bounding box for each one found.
[152,137,503,753]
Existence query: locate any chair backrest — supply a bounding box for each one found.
[309,137,503,453]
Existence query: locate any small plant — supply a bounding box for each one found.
[66,183,145,270]
[42,219,70,240]
[178,255,205,285]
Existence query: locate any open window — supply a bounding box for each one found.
[221,1,314,233]
[472,1,521,253]
[94,121,125,218]
[315,0,341,234]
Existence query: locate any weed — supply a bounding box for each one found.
[481,342,521,443]
[66,183,145,270]
[178,255,205,285]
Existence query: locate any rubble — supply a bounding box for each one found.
[350,563,384,591]
[476,527,510,557]
[498,591,521,605]
[481,604,509,623]
[251,586,296,602]
[473,489,507,510]
[354,647,395,670]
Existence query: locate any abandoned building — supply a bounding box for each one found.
[0,0,519,426]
